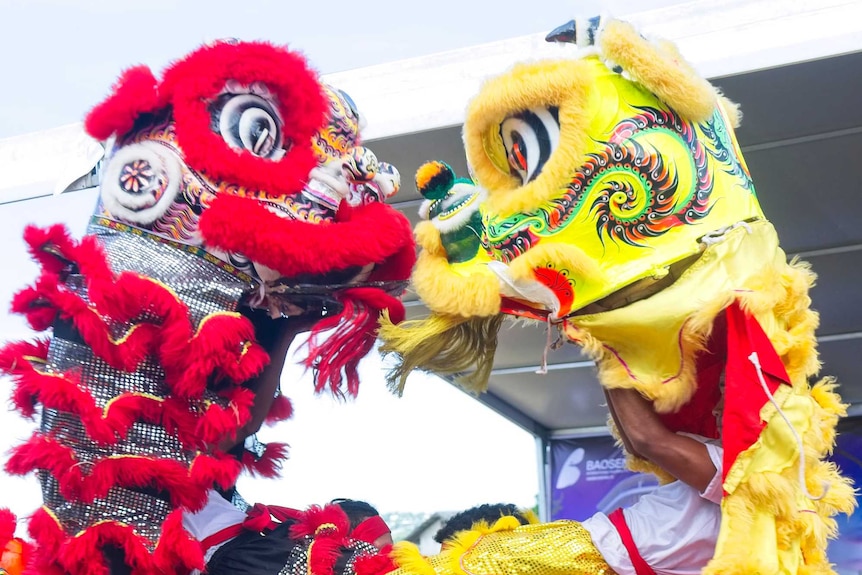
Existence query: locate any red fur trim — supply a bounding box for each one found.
[28,506,202,575]
[0,341,249,448]
[15,228,268,399]
[6,435,82,500]
[158,41,327,194]
[198,197,415,279]
[288,504,350,540]
[84,66,161,141]
[240,442,289,478]
[152,509,205,574]
[162,312,268,399]
[7,364,119,443]
[309,539,343,575]
[0,339,49,367]
[305,288,404,396]
[353,550,398,575]
[191,386,255,446]
[264,393,293,424]
[0,339,52,417]
[22,225,78,275]
[11,282,59,332]
[0,509,16,544]
[7,435,240,511]
[27,508,65,570]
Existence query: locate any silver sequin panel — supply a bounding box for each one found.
[87,223,255,324]
[38,226,256,548]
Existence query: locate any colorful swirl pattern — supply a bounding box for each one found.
[484,106,751,259]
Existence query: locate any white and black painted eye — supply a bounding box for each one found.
[210,93,285,159]
[500,106,560,185]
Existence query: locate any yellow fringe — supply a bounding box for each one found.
[390,542,437,575]
[463,59,594,217]
[411,249,501,318]
[378,312,505,395]
[599,19,717,123]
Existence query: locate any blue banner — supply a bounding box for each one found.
[550,419,861,573]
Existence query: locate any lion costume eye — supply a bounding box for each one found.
[211,93,285,159]
[500,106,560,184]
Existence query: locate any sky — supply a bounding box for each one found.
[0,0,683,139]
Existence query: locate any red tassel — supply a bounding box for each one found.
[264,394,293,424]
[304,288,404,396]
[240,442,289,478]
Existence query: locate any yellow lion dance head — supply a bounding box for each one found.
[381,16,856,574]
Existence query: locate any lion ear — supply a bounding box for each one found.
[84,65,161,141]
[598,19,718,122]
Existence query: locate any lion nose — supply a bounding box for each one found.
[100,141,182,225]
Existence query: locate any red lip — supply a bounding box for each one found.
[198,194,416,282]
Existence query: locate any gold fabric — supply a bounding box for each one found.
[392,521,617,575]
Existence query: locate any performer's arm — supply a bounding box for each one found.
[218,315,319,452]
[605,387,717,492]
[603,388,643,460]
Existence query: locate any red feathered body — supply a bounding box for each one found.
[2,40,414,575]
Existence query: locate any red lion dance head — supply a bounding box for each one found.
[0,40,414,575]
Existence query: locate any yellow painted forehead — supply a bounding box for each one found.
[463,57,603,216]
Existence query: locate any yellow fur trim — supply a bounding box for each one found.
[390,542,437,575]
[706,380,857,575]
[717,94,743,128]
[599,20,717,122]
[507,242,605,284]
[378,311,504,394]
[463,59,593,216]
[411,250,501,318]
[414,220,445,257]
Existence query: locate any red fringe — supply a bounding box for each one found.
[304,288,404,396]
[7,435,240,512]
[240,442,289,478]
[198,197,415,280]
[84,66,161,142]
[7,366,118,443]
[264,393,293,424]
